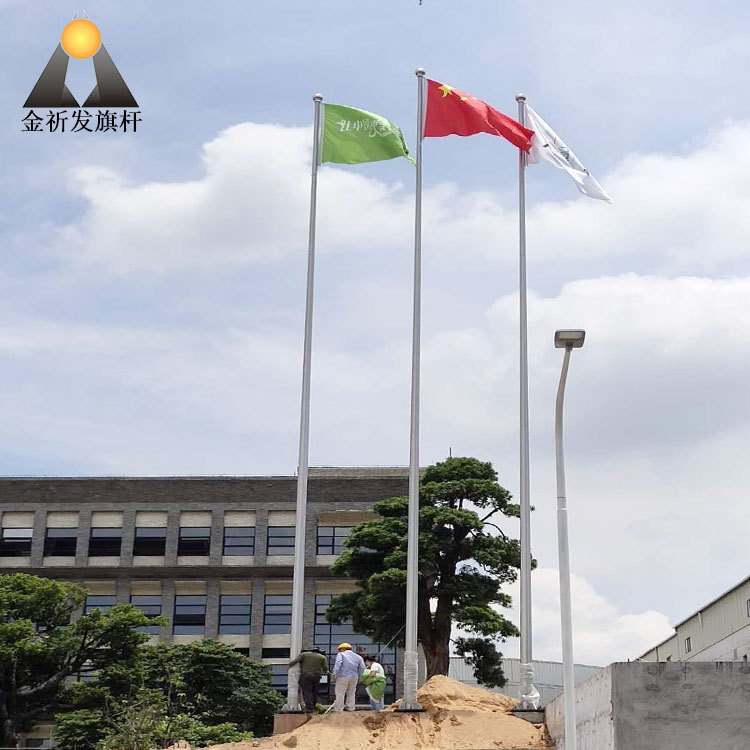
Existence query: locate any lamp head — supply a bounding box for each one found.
[554,329,586,349]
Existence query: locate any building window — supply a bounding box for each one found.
[268,664,288,695]
[262,648,290,659]
[267,527,295,556]
[130,595,162,634]
[685,636,692,653]
[177,527,211,556]
[263,594,292,634]
[88,528,122,557]
[316,526,353,556]
[747,598,750,618]
[0,528,33,557]
[173,595,206,634]
[219,594,252,634]
[223,527,255,556]
[44,528,77,556]
[314,594,396,704]
[84,595,116,615]
[133,527,167,556]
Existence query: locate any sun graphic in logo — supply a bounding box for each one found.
[25,14,138,108]
[60,19,101,59]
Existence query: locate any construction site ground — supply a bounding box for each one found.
[210,675,554,750]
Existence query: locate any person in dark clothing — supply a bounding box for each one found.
[288,647,329,711]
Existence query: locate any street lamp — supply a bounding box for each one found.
[554,329,585,750]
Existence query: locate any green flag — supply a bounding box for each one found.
[321,103,414,165]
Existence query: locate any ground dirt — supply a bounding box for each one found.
[208,675,553,750]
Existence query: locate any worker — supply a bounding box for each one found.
[287,646,328,712]
[362,655,386,711]
[331,642,365,712]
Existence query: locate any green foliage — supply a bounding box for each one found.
[55,694,252,750]
[328,457,521,683]
[53,710,108,750]
[157,714,253,747]
[55,640,282,750]
[0,573,152,747]
[136,639,283,735]
[0,575,278,749]
[453,637,507,689]
[98,691,166,750]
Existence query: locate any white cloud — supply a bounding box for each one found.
[501,569,674,666]
[56,118,750,276]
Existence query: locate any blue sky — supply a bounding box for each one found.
[4,0,750,664]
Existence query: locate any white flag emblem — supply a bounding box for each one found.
[525,106,612,203]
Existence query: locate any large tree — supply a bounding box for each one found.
[327,456,522,684]
[0,573,150,747]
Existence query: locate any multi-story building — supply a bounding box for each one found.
[638,575,750,662]
[0,468,409,711]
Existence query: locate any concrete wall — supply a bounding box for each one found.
[547,662,750,750]
[546,665,614,750]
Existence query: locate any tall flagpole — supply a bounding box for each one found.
[284,92,323,713]
[515,92,537,710]
[402,68,426,712]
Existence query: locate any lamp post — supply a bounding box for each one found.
[554,329,585,750]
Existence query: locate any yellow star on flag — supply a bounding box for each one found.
[439,84,453,98]
[460,96,468,101]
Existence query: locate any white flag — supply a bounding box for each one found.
[525,105,612,203]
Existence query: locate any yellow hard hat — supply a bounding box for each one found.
[337,642,352,650]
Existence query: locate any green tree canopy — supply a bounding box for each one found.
[55,639,283,750]
[327,457,522,685]
[0,573,151,747]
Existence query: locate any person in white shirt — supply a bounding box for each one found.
[363,655,386,711]
[331,642,365,712]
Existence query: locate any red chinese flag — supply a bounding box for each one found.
[424,79,534,151]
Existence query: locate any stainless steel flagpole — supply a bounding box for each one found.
[515,93,537,710]
[284,93,323,713]
[402,68,426,712]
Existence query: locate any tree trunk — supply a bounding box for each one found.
[423,641,451,679]
[418,586,453,680]
[0,718,17,748]
[422,610,452,679]
[0,691,17,748]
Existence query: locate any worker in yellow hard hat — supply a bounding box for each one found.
[331,642,365,711]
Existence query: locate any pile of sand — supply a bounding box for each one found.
[395,675,518,714]
[209,675,552,750]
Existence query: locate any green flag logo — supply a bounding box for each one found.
[321,103,414,165]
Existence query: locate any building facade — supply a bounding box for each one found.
[638,576,750,662]
[0,468,409,709]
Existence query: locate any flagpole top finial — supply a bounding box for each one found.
[415,68,426,77]
[516,93,527,102]
[313,94,323,102]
